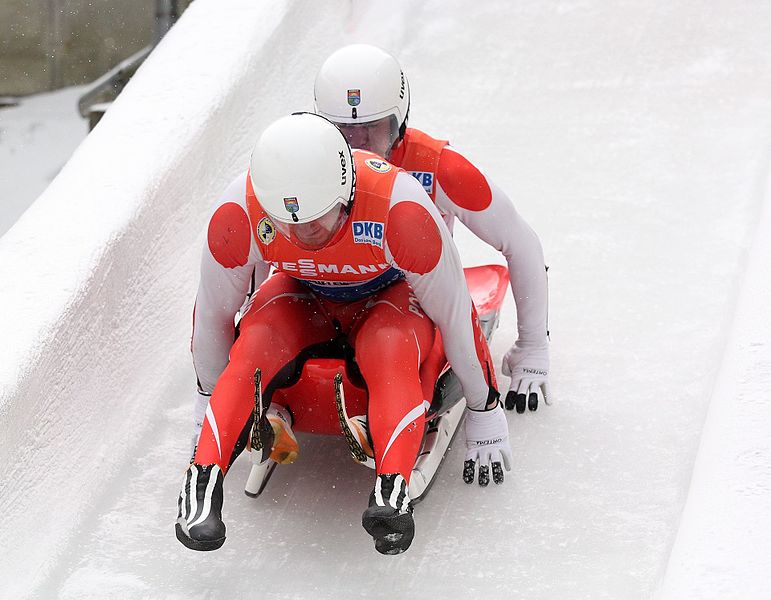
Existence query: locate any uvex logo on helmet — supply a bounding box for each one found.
[399,71,405,100]
[339,151,347,185]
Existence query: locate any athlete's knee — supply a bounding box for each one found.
[357,325,419,371]
[228,321,279,371]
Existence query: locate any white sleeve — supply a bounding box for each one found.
[435,146,549,347]
[385,171,494,409]
[191,172,270,394]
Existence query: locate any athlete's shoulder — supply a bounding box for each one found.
[435,145,492,212]
[207,170,254,269]
[384,172,444,275]
[391,129,448,194]
[403,127,449,149]
[354,149,402,176]
[352,149,403,204]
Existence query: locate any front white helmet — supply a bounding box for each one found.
[314,44,410,158]
[249,112,355,250]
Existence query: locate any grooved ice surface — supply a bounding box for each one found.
[0,1,770,598]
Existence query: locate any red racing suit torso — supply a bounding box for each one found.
[245,152,402,302]
[391,128,447,204]
[389,127,550,350]
[192,149,497,409]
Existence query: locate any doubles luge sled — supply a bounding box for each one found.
[244,264,509,501]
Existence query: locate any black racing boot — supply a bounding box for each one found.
[175,463,226,551]
[362,473,415,555]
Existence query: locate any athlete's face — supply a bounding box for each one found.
[336,116,398,159]
[274,202,349,251]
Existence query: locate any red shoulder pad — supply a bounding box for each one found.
[207,202,251,268]
[436,149,492,211]
[386,201,442,274]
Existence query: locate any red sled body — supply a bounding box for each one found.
[245,264,509,501]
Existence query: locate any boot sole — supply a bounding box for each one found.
[362,506,415,555]
[175,522,226,552]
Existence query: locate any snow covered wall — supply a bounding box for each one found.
[657,169,771,600]
[1,1,770,598]
[0,1,410,595]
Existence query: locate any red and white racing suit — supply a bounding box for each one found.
[192,151,497,480]
[390,128,549,352]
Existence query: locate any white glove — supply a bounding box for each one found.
[190,389,210,460]
[502,342,551,413]
[463,402,512,486]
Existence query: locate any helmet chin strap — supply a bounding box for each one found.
[399,108,409,139]
[388,109,409,160]
[345,153,357,214]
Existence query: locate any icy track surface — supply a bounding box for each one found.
[1,1,770,599]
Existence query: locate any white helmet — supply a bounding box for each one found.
[314,44,410,159]
[249,112,355,250]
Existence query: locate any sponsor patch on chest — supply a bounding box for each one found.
[352,220,384,248]
[410,171,435,195]
[270,258,390,278]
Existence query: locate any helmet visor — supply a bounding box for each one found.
[273,202,349,251]
[336,115,399,159]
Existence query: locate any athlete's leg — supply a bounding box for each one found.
[350,281,436,481]
[194,274,336,472]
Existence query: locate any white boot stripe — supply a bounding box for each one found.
[389,475,404,510]
[374,475,384,507]
[189,465,221,528]
[396,476,409,512]
[188,466,199,524]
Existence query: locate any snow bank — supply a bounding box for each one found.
[657,168,771,599]
[0,0,406,594]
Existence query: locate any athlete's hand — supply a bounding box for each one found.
[502,342,551,413]
[463,402,512,486]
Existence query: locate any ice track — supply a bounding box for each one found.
[1,1,770,598]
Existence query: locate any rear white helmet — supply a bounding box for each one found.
[314,44,410,158]
[249,112,355,250]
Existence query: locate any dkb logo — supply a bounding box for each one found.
[410,171,435,195]
[352,221,384,248]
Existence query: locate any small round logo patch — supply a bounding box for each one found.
[365,158,392,173]
[257,217,276,245]
[283,196,299,214]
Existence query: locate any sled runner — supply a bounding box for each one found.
[244,264,509,501]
